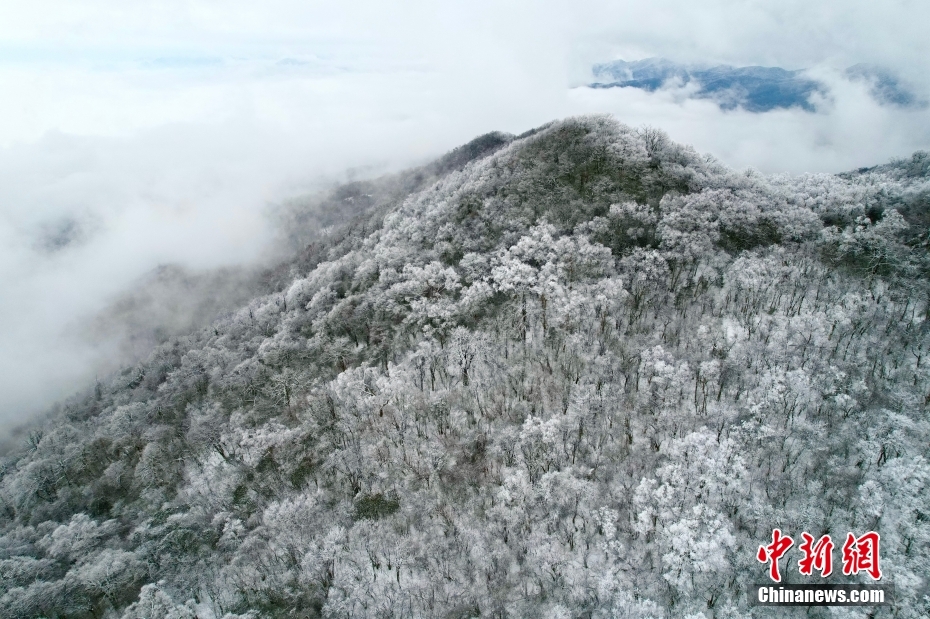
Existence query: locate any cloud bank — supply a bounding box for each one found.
[0,0,929,441]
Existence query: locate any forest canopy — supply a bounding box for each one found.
[1,116,928,618]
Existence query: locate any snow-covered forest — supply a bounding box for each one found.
[1,116,928,618]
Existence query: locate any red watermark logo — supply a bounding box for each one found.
[841,531,882,580]
[757,530,881,582]
[798,533,834,577]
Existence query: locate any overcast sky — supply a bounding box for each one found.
[1,0,929,439]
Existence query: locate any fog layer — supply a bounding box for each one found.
[1,0,928,439]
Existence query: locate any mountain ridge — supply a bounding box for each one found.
[1,116,929,618]
[590,58,927,112]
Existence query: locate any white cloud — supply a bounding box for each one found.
[569,68,930,173]
[0,0,928,439]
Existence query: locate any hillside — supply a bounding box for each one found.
[1,116,929,618]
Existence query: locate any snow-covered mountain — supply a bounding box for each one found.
[1,117,928,618]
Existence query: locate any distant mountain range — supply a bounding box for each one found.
[845,63,925,108]
[590,58,926,112]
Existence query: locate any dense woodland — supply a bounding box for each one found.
[1,116,928,618]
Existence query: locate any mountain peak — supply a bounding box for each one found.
[2,117,928,618]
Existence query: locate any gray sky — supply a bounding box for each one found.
[1,0,928,439]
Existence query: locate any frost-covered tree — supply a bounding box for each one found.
[1,117,928,618]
